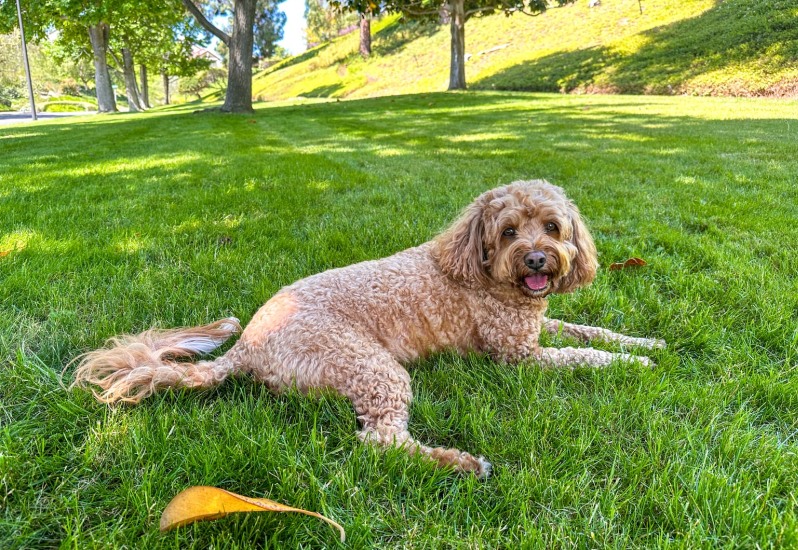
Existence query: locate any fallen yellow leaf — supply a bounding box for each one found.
[159,486,345,542]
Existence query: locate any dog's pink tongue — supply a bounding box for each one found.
[524,274,549,290]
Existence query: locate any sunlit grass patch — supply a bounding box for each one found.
[1,92,798,547]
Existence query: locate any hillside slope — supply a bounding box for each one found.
[251,0,798,100]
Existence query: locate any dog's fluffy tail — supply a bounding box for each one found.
[70,317,242,404]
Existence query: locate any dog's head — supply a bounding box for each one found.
[434,180,598,298]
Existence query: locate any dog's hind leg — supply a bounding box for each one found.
[327,349,491,478]
[543,318,665,350]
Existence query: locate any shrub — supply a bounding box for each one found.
[0,84,23,109]
[58,78,82,96]
[179,68,227,101]
[41,102,95,112]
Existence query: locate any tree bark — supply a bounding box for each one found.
[162,69,170,105]
[121,47,142,112]
[359,15,371,58]
[222,0,256,113]
[87,23,117,113]
[447,0,466,90]
[139,65,150,108]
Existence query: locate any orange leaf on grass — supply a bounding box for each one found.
[608,257,648,270]
[0,249,10,258]
[160,486,345,541]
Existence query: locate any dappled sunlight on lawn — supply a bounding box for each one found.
[2,91,798,548]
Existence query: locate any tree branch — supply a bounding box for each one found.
[181,0,231,45]
[516,8,545,16]
[465,6,499,16]
[515,2,573,17]
[107,48,123,72]
[401,7,443,16]
[393,0,434,7]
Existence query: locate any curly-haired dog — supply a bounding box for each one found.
[72,180,664,477]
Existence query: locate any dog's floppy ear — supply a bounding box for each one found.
[557,201,598,293]
[434,199,489,286]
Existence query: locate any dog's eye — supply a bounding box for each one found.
[502,228,517,237]
[544,222,558,233]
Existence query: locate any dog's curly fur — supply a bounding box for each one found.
[72,180,664,477]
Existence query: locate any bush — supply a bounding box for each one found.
[179,68,227,100]
[46,95,97,106]
[41,102,94,112]
[0,84,23,109]
[58,78,82,96]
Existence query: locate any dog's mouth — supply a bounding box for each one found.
[521,273,551,296]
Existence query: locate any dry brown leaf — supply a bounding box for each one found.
[608,257,648,271]
[159,486,345,542]
[0,249,9,258]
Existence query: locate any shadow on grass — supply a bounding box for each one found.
[474,0,798,95]
[303,83,346,98]
[4,88,798,550]
[372,18,440,57]
[1,91,797,365]
[259,42,334,77]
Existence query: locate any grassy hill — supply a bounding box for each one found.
[248,0,798,100]
[2,92,798,547]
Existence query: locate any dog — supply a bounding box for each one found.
[72,180,664,477]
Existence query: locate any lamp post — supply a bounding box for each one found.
[15,0,37,121]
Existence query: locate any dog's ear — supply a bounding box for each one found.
[557,202,598,293]
[434,200,489,286]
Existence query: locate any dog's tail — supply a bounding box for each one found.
[70,317,242,404]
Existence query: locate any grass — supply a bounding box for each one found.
[2,92,798,547]
[247,0,798,101]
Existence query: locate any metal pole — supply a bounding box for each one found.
[15,0,37,121]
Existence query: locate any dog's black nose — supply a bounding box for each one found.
[524,251,546,271]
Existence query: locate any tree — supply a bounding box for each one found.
[1,0,194,113]
[182,0,257,112]
[63,17,119,112]
[336,0,574,90]
[253,0,287,60]
[359,13,371,57]
[0,1,121,112]
[119,12,210,108]
[305,0,359,46]
[148,18,212,105]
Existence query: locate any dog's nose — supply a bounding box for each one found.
[524,251,546,271]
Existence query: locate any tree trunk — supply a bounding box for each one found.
[447,0,466,91]
[121,47,142,112]
[87,23,117,113]
[161,68,170,105]
[222,0,256,113]
[359,15,371,58]
[139,65,150,108]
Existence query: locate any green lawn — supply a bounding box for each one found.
[1,92,798,547]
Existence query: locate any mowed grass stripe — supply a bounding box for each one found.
[0,92,797,547]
